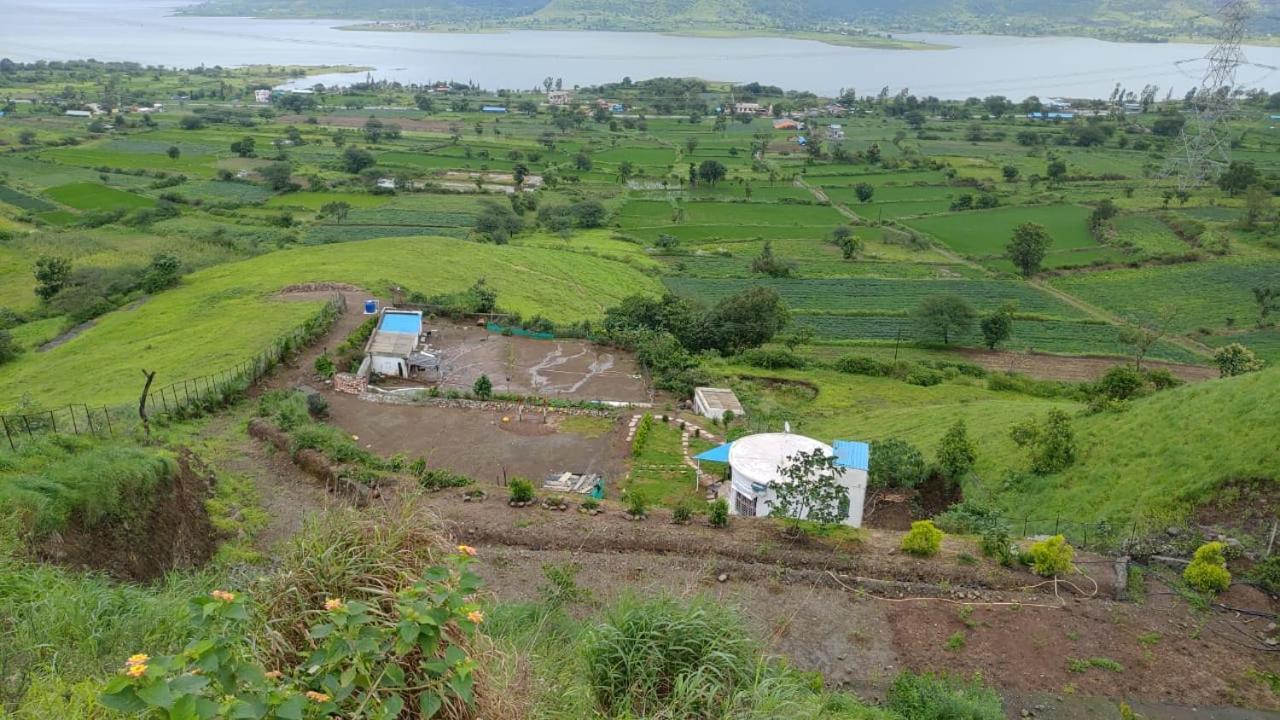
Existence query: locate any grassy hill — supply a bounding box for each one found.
[0,236,661,409]
[182,0,1280,38]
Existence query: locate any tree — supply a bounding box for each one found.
[33,255,71,302]
[1253,286,1279,325]
[854,182,874,203]
[141,253,181,293]
[685,137,699,155]
[475,201,523,243]
[1045,158,1067,184]
[1217,160,1262,196]
[1006,222,1053,277]
[1117,309,1176,370]
[17,129,36,145]
[414,95,435,113]
[830,226,862,259]
[905,111,926,130]
[697,160,727,186]
[770,448,850,531]
[466,278,498,314]
[1002,164,1019,182]
[166,145,181,160]
[179,115,205,131]
[320,201,351,223]
[704,286,789,353]
[1088,199,1118,234]
[513,163,529,189]
[868,438,927,489]
[1096,364,1145,401]
[570,199,608,228]
[936,421,976,485]
[1213,343,1264,377]
[979,304,1015,350]
[914,294,976,344]
[259,161,294,191]
[230,136,256,157]
[655,233,679,250]
[750,240,793,278]
[341,146,376,174]
[1244,184,1272,229]
[472,375,493,399]
[0,328,17,365]
[574,152,593,172]
[363,116,384,143]
[1010,409,1076,474]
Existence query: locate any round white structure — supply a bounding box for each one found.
[725,432,868,527]
[728,433,831,487]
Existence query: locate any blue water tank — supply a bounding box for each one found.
[364,299,378,315]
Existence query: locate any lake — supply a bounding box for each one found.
[5,0,1280,99]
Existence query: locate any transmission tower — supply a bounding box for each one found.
[1166,0,1253,191]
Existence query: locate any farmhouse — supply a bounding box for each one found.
[254,89,272,103]
[729,102,769,116]
[695,430,869,527]
[361,309,438,378]
[773,118,801,130]
[547,90,572,106]
[693,387,744,422]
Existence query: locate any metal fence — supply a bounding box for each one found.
[0,294,345,450]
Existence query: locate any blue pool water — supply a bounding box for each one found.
[379,312,422,335]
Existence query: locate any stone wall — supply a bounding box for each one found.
[334,373,368,395]
[360,391,616,418]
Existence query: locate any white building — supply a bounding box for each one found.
[693,387,744,422]
[547,90,572,106]
[362,309,438,378]
[254,89,272,104]
[696,431,869,528]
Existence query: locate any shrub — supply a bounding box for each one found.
[1184,541,1231,594]
[419,468,472,490]
[739,347,806,370]
[509,478,535,504]
[626,490,648,518]
[631,413,654,457]
[672,501,693,524]
[980,526,1016,567]
[305,393,329,419]
[1027,535,1075,577]
[901,520,944,557]
[1010,410,1076,474]
[582,597,753,717]
[314,352,336,379]
[472,374,493,399]
[580,498,600,511]
[1096,364,1144,401]
[935,420,976,484]
[833,354,889,376]
[1246,556,1280,595]
[869,438,928,489]
[708,498,729,528]
[905,366,944,387]
[886,671,1004,720]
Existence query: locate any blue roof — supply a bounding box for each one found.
[693,442,732,464]
[832,440,870,471]
[481,106,507,112]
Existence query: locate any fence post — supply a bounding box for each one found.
[49,410,57,434]
[1,417,13,450]
[103,407,113,435]
[1083,523,1089,550]
[21,415,33,437]
[1054,513,1060,535]
[84,404,96,434]
[1023,516,1029,537]
[69,405,78,434]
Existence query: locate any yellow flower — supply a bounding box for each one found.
[126,664,148,678]
[467,610,484,624]
[457,544,477,557]
[324,598,344,611]
[210,590,236,603]
[126,653,149,667]
[305,691,331,703]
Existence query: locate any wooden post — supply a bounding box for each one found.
[69,405,78,434]
[139,369,157,437]
[84,404,96,434]
[48,410,57,434]
[103,406,113,435]
[1267,519,1278,558]
[1,416,14,450]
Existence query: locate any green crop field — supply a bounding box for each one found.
[0,236,660,408]
[905,204,1097,256]
[44,183,155,212]
[0,184,56,212]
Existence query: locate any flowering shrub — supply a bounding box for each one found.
[1184,541,1231,594]
[101,550,484,719]
[900,520,944,557]
[1027,534,1076,578]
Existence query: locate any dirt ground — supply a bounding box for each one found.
[325,393,629,484]
[955,348,1218,383]
[424,321,651,404]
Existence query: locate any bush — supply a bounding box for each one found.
[631,413,654,457]
[739,347,806,369]
[314,352,336,379]
[905,366,944,387]
[305,393,329,419]
[980,526,1015,567]
[1246,556,1280,594]
[626,490,649,518]
[582,597,753,717]
[833,354,889,376]
[869,438,928,489]
[419,468,472,490]
[1096,364,1144,401]
[1184,541,1231,594]
[901,520,944,557]
[509,478,535,504]
[1027,535,1075,577]
[708,498,729,528]
[886,672,1005,720]
[672,501,693,524]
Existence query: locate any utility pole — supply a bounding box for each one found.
[1164,0,1262,190]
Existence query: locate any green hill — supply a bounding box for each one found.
[182,0,1280,39]
[0,236,661,409]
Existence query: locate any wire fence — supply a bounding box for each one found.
[0,294,345,450]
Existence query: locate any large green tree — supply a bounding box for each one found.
[1006,222,1053,276]
[914,294,976,344]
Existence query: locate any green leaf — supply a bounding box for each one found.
[309,623,334,640]
[272,695,305,720]
[229,695,268,719]
[136,680,175,709]
[99,687,147,713]
[383,664,406,687]
[383,693,404,718]
[169,694,199,720]
[397,620,419,645]
[167,674,209,695]
[418,692,443,719]
[448,673,475,706]
[443,645,467,667]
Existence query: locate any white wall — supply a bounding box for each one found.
[370,354,407,377]
[729,466,867,528]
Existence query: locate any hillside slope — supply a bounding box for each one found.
[993,366,1280,527]
[0,236,661,409]
[182,0,1280,37]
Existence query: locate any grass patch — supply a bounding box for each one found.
[44,182,155,212]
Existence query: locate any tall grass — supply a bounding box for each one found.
[0,435,175,536]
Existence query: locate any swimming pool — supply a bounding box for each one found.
[379,312,422,335]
